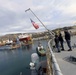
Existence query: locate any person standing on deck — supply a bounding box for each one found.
[64,30,72,51]
[54,34,61,52]
[58,32,65,51]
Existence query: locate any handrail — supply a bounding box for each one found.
[48,39,63,75]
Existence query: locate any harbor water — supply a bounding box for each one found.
[0,40,48,75]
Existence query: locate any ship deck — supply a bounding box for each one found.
[54,36,76,75]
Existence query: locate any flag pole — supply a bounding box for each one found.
[25,8,54,36]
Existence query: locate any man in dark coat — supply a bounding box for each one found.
[54,34,61,52]
[64,30,72,51]
[58,32,64,51]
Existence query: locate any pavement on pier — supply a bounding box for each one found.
[54,36,76,75]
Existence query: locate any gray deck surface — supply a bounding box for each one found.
[54,36,76,75]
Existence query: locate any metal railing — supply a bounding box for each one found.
[48,39,63,75]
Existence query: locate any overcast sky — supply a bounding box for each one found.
[0,0,76,35]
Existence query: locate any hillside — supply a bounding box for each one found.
[0,25,76,41]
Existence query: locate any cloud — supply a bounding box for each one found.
[0,0,76,35]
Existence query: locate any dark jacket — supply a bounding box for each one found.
[54,35,59,45]
[58,33,64,42]
[64,31,71,40]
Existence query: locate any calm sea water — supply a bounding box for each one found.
[0,40,48,75]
